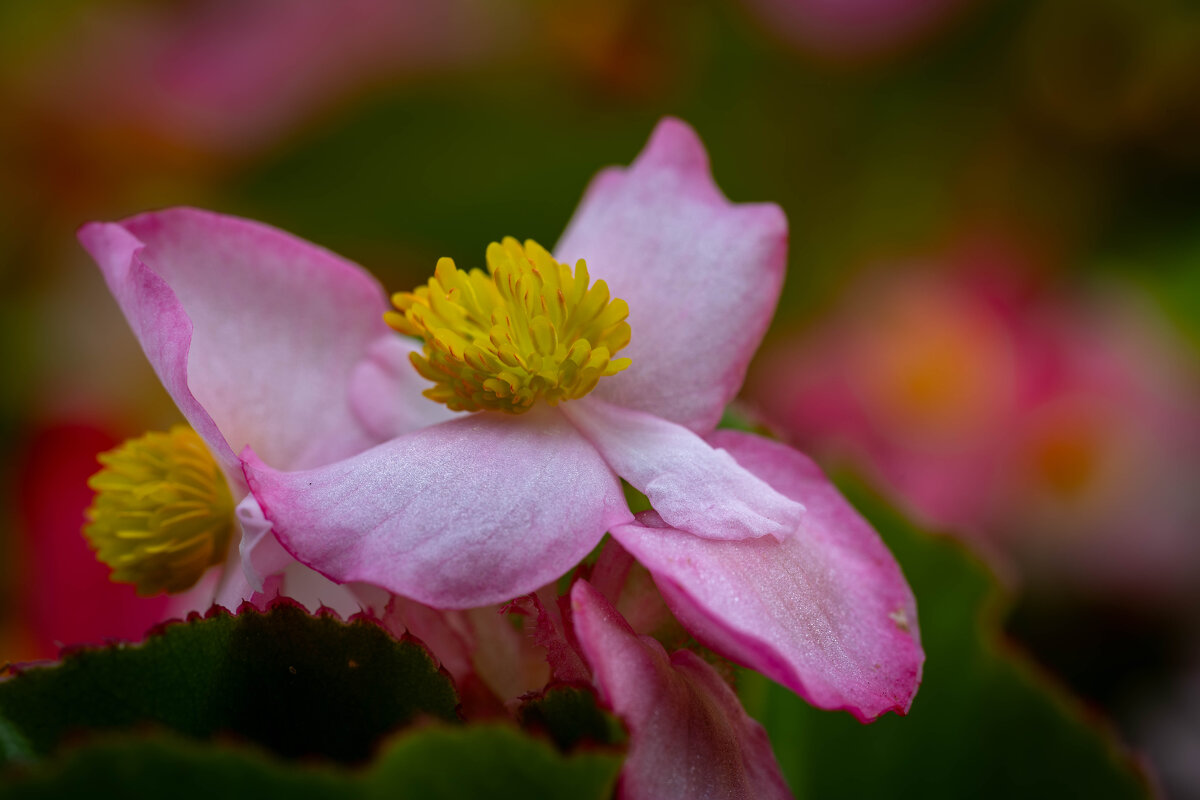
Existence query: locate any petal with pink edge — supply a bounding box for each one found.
[611,430,923,722]
[555,118,788,434]
[243,407,632,609]
[571,580,792,800]
[561,397,803,541]
[78,208,397,478]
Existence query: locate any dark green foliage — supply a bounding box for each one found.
[0,601,458,764]
[0,725,622,800]
[740,477,1153,799]
[366,724,621,800]
[516,684,626,752]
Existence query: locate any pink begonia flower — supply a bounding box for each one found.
[749,257,1200,598]
[571,579,793,800]
[78,206,455,616]
[240,118,923,720]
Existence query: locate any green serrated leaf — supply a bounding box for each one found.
[0,601,458,765]
[516,684,627,752]
[366,724,621,800]
[0,735,348,800]
[740,476,1153,799]
[0,715,31,765]
[0,725,623,800]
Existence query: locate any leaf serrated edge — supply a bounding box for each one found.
[837,474,1158,796]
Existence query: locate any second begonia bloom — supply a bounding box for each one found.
[245,118,924,721]
[77,205,455,612]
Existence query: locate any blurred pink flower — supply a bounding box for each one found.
[742,0,972,60]
[749,251,1200,598]
[20,0,513,156]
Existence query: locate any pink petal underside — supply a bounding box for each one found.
[236,494,292,593]
[554,117,788,435]
[589,538,685,646]
[168,538,365,620]
[560,397,803,541]
[612,430,924,722]
[383,592,548,704]
[77,208,401,480]
[385,595,477,684]
[243,407,632,609]
[531,586,592,684]
[571,581,793,800]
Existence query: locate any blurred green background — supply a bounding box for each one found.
[0,0,1196,796]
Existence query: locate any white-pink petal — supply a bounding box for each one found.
[555,117,788,434]
[235,494,292,592]
[243,407,632,609]
[561,397,803,541]
[78,208,402,479]
[571,580,793,800]
[612,430,924,722]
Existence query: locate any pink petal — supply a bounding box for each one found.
[571,581,792,800]
[243,407,632,609]
[77,208,399,480]
[347,335,461,440]
[36,0,507,155]
[561,397,803,541]
[611,431,923,722]
[555,118,788,434]
[382,596,549,712]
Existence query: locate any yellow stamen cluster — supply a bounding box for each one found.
[386,237,632,413]
[84,426,235,596]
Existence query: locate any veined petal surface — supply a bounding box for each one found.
[572,581,793,800]
[561,397,803,541]
[555,118,788,434]
[612,431,924,721]
[244,407,632,609]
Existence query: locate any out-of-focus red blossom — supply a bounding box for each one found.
[7,422,169,663]
[13,0,515,159]
[748,247,1200,600]
[741,0,973,61]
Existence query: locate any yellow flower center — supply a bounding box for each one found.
[386,237,632,413]
[84,426,236,596]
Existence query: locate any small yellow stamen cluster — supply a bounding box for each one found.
[84,426,235,596]
[386,237,632,413]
